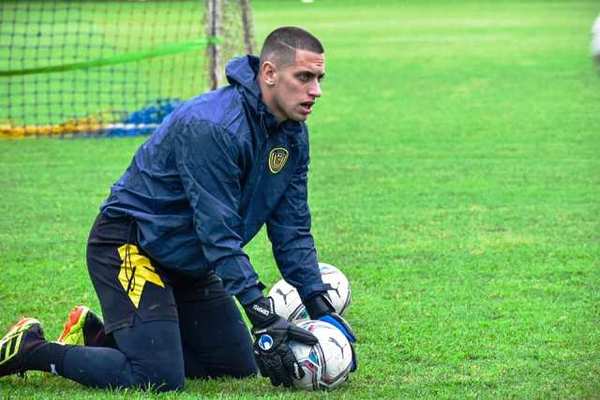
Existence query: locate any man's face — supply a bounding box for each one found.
[267,49,325,122]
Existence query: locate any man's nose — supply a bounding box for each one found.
[308,80,322,98]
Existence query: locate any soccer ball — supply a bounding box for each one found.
[289,320,353,390]
[593,15,600,66]
[268,262,351,322]
[268,278,306,321]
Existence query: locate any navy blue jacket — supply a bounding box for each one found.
[101,55,327,305]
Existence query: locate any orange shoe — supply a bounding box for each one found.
[57,306,105,346]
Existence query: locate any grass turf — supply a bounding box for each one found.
[1,0,600,398]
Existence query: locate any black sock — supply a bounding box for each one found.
[24,342,69,374]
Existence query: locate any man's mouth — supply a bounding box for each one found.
[299,101,314,114]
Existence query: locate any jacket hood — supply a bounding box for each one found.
[226,55,262,110]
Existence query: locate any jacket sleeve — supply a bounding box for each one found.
[174,118,263,305]
[266,143,329,302]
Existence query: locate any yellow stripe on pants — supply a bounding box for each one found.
[117,244,165,308]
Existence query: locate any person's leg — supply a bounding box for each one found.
[74,213,183,390]
[61,318,184,391]
[175,272,257,379]
[1,214,186,391]
[0,317,184,392]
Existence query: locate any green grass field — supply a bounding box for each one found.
[1,0,600,398]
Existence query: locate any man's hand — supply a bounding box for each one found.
[245,297,318,387]
[305,293,358,371]
[319,313,356,342]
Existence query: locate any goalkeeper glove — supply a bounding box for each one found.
[305,293,357,371]
[245,297,318,387]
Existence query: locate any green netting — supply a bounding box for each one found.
[0,1,247,138]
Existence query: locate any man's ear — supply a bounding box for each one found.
[261,61,277,86]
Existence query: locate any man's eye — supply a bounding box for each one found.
[298,73,311,82]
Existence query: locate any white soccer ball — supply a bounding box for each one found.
[269,278,306,321]
[592,15,600,65]
[268,262,352,322]
[289,320,353,390]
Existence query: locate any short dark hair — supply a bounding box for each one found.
[259,26,324,67]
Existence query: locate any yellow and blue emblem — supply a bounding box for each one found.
[268,147,289,174]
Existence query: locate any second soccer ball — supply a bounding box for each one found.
[268,262,351,322]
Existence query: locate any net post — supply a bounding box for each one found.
[205,0,223,89]
[239,0,256,55]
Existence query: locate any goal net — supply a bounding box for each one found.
[0,0,255,138]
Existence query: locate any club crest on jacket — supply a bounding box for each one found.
[268,147,289,174]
